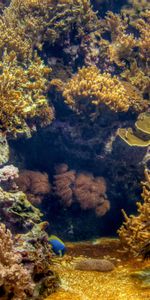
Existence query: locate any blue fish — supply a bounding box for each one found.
[48,235,66,256]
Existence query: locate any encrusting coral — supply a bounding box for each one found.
[16,170,51,205]
[14,222,59,299]
[61,66,147,117]
[0,50,54,138]
[0,222,59,300]
[54,164,110,217]
[0,187,43,233]
[0,223,34,300]
[118,112,150,147]
[118,169,150,256]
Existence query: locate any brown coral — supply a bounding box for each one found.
[16,170,51,205]
[0,223,34,300]
[0,50,54,137]
[54,164,110,217]
[118,169,150,256]
[0,0,99,61]
[62,66,146,116]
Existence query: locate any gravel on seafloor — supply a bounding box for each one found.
[44,239,150,300]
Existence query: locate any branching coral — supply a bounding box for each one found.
[62,66,147,116]
[121,60,150,96]
[54,164,110,217]
[0,50,54,137]
[105,11,137,67]
[0,223,34,300]
[16,170,51,205]
[0,0,99,60]
[118,169,150,256]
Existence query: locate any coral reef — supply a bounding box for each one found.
[0,164,19,191]
[16,170,51,205]
[14,222,59,299]
[0,50,54,138]
[0,221,59,300]
[0,165,19,182]
[60,66,147,117]
[74,258,115,272]
[0,187,43,233]
[0,223,34,300]
[54,164,110,217]
[0,0,99,61]
[118,169,150,256]
[0,132,9,166]
[118,112,150,147]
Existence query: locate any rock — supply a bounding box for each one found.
[74,258,115,272]
[0,133,9,166]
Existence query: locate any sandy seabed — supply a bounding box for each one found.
[45,239,150,300]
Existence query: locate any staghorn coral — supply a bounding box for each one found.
[54,164,110,217]
[16,170,51,206]
[0,223,34,300]
[0,187,43,233]
[62,66,147,116]
[105,11,137,67]
[0,50,54,138]
[118,169,150,256]
[128,0,150,11]
[121,60,150,96]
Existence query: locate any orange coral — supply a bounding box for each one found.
[16,170,51,205]
[54,164,110,217]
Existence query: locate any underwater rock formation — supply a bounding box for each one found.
[0,133,9,166]
[14,222,59,299]
[54,164,110,217]
[0,223,34,300]
[16,170,51,206]
[0,222,59,300]
[0,187,43,233]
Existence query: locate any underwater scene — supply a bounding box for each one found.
[0,0,150,299]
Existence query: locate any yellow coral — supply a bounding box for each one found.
[62,66,146,116]
[105,12,137,66]
[0,50,54,137]
[0,0,99,60]
[118,112,150,147]
[118,169,150,256]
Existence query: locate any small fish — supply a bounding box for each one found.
[48,235,66,256]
